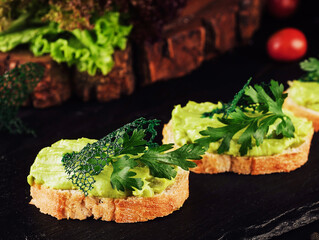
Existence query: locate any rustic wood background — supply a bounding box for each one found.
[0,0,264,107]
[1,0,319,239]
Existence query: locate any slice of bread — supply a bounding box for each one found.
[30,168,189,223]
[163,121,314,175]
[284,96,319,132]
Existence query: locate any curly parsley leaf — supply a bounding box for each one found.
[0,62,44,135]
[196,80,295,156]
[62,118,160,195]
[110,156,144,192]
[62,117,204,196]
[299,57,319,82]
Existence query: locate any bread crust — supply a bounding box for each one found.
[163,120,314,175]
[30,169,189,223]
[284,96,319,132]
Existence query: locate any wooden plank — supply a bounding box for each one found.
[239,0,265,42]
[0,0,263,105]
[141,24,206,84]
[139,0,263,84]
[0,51,71,108]
[74,44,134,102]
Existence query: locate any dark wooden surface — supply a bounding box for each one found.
[1,1,319,239]
[0,0,263,105]
[140,0,263,84]
[0,51,71,108]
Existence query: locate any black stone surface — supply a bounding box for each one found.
[1,1,319,239]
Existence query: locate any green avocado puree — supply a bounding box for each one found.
[171,101,312,157]
[27,138,174,198]
[288,80,319,112]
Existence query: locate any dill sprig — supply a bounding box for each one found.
[202,78,252,119]
[202,105,228,119]
[0,62,44,135]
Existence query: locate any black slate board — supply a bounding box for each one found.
[1,2,319,239]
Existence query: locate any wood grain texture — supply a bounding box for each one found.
[141,0,264,84]
[73,44,134,102]
[0,0,263,106]
[0,51,71,108]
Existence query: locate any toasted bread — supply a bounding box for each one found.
[29,168,189,223]
[163,121,314,175]
[284,96,319,132]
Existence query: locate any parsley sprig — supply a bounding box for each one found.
[202,78,252,119]
[299,57,319,82]
[62,118,204,196]
[197,80,295,156]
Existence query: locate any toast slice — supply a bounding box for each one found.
[284,96,319,132]
[29,168,189,223]
[163,121,314,175]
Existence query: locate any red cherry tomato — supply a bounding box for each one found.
[267,28,307,61]
[267,0,299,18]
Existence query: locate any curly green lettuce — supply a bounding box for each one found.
[0,22,60,52]
[0,12,131,76]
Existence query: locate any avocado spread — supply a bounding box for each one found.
[171,101,312,157]
[288,81,319,112]
[27,138,174,198]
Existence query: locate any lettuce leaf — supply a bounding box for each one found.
[0,22,60,52]
[0,12,131,76]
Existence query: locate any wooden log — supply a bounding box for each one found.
[74,44,134,102]
[0,51,71,108]
[139,0,263,84]
[203,2,238,58]
[239,0,264,42]
[0,0,263,106]
[141,24,206,85]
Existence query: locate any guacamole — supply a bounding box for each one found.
[288,81,319,112]
[27,138,174,198]
[171,101,312,157]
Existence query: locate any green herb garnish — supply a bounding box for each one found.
[202,78,252,119]
[202,104,228,119]
[62,117,204,195]
[224,77,252,117]
[0,62,44,135]
[197,80,295,156]
[299,57,319,82]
